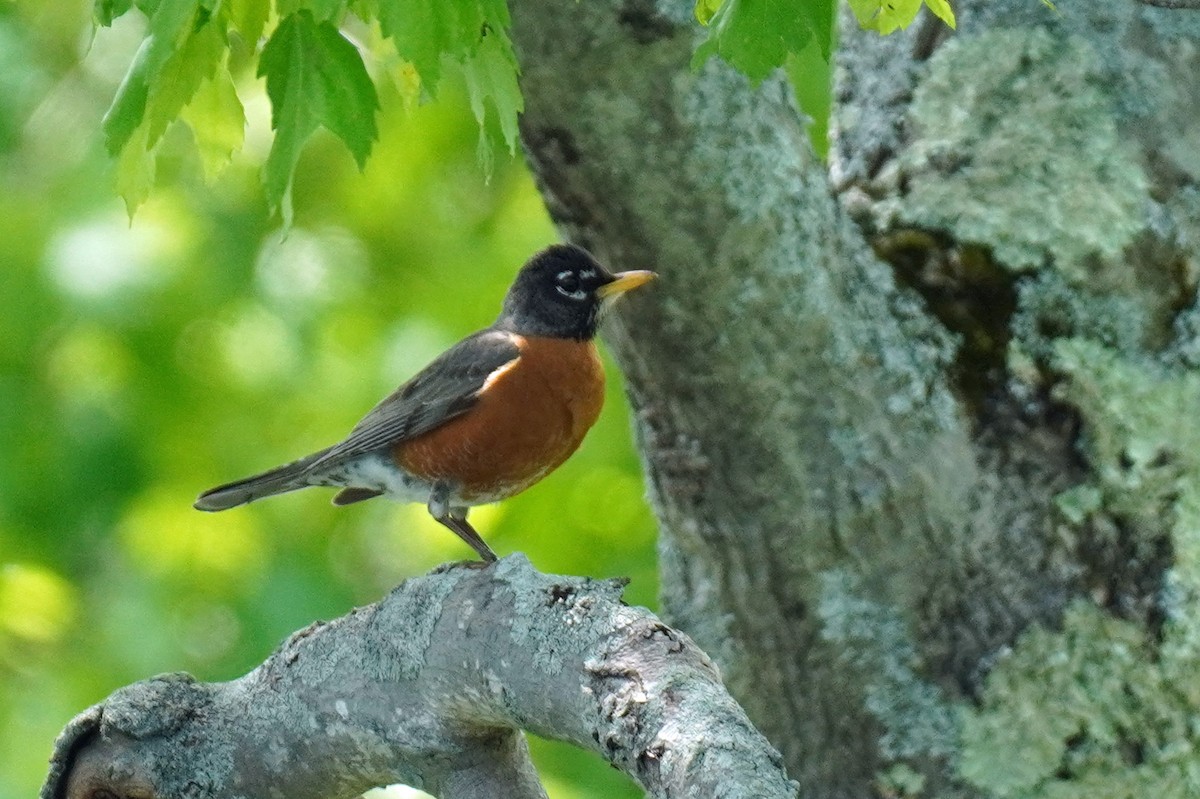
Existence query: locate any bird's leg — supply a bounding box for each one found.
[445,513,499,563]
[428,483,498,562]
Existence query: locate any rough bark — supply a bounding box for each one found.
[512,0,1200,797]
[41,556,795,799]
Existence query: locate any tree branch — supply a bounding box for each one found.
[1137,0,1200,9]
[42,555,795,799]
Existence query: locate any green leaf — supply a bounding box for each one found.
[258,10,380,215]
[784,41,832,157]
[102,0,199,155]
[802,0,835,59]
[135,0,163,17]
[230,0,269,45]
[389,60,424,113]
[376,0,477,91]
[181,65,245,181]
[95,0,134,26]
[373,0,518,174]
[276,0,346,23]
[115,122,156,216]
[848,0,953,34]
[923,0,956,28]
[104,2,229,215]
[693,0,823,83]
[478,0,512,39]
[694,0,722,26]
[460,22,522,172]
[143,16,227,147]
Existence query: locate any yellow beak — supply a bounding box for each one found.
[596,270,657,300]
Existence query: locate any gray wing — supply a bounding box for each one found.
[309,328,522,471]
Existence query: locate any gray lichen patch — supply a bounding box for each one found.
[103,675,236,799]
[891,28,1148,281]
[1053,340,1200,490]
[104,672,215,739]
[1009,271,1153,372]
[369,567,465,680]
[817,571,960,763]
[678,58,961,466]
[499,554,630,675]
[1162,490,1200,661]
[957,337,1200,797]
[1053,339,1200,608]
[680,64,816,225]
[959,601,1200,799]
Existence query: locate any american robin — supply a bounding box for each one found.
[195,244,655,562]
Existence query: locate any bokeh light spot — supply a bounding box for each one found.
[45,212,170,301]
[43,324,132,411]
[173,600,242,664]
[118,488,267,585]
[370,502,505,569]
[255,226,367,312]
[381,321,452,388]
[219,304,302,389]
[0,563,77,644]
[566,467,645,534]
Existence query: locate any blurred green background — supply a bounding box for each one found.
[0,2,660,797]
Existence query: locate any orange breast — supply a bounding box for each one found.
[393,336,606,502]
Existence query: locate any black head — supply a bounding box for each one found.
[496,244,655,339]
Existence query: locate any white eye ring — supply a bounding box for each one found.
[556,285,587,301]
[555,270,586,300]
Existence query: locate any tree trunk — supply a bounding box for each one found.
[512,0,1200,796]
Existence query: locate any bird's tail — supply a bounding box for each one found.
[194,448,333,511]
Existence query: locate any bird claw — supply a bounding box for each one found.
[431,558,495,575]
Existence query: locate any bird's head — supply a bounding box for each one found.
[497,244,656,339]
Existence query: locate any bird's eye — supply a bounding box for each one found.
[556,271,580,292]
[555,270,586,300]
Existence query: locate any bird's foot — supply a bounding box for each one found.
[431,558,495,575]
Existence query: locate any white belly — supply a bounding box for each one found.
[319,453,433,504]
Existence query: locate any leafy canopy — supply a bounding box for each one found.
[97,0,953,216]
[693,0,955,81]
[98,0,522,218]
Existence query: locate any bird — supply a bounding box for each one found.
[194,243,656,562]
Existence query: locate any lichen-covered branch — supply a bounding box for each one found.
[41,555,795,799]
